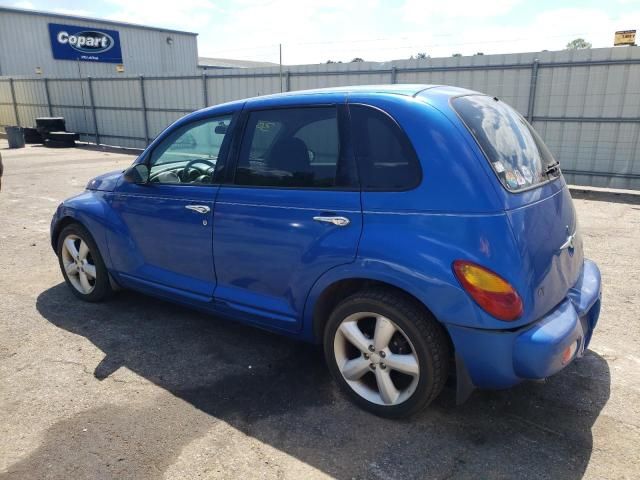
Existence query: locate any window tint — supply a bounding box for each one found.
[452,95,559,191]
[350,105,421,190]
[248,120,283,161]
[149,115,232,185]
[235,107,347,188]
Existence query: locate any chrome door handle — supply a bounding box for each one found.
[313,216,350,227]
[185,205,210,214]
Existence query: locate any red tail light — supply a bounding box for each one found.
[453,260,523,321]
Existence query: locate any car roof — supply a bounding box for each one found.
[194,84,481,120]
[262,84,436,98]
[245,84,478,101]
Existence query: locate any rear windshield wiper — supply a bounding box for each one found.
[544,162,560,176]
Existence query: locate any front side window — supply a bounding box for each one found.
[234,107,350,188]
[452,95,559,191]
[349,105,421,190]
[149,115,233,185]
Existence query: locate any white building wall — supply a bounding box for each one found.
[0,7,199,77]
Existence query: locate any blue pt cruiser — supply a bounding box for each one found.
[51,85,602,417]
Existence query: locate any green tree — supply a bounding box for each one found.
[452,53,462,57]
[416,52,428,59]
[566,38,592,50]
[351,57,364,62]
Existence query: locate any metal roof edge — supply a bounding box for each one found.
[0,6,198,36]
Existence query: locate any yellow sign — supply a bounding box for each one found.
[115,64,125,73]
[614,30,636,46]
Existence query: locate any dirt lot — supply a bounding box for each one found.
[0,141,639,480]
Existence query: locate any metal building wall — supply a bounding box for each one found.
[1,47,639,189]
[0,8,198,77]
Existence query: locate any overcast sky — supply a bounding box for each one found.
[4,0,640,65]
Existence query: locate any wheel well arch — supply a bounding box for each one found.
[51,215,83,250]
[311,277,453,353]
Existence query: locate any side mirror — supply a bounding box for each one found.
[123,164,149,184]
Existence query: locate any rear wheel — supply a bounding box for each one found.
[57,223,112,302]
[324,288,449,418]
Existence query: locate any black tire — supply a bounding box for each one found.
[56,223,113,302]
[324,288,450,418]
[23,127,43,144]
[45,138,75,148]
[47,131,79,142]
[36,117,66,134]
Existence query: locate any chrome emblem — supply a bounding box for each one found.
[559,225,576,252]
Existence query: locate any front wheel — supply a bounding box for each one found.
[57,223,113,302]
[324,288,450,418]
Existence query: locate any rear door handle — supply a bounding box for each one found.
[185,205,210,214]
[313,216,350,227]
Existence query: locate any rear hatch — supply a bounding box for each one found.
[505,187,584,322]
[452,95,584,322]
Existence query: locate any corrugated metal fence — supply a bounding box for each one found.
[1,47,639,190]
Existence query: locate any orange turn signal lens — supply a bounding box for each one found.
[453,260,523,321]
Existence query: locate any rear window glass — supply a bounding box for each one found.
[452,95,559,191]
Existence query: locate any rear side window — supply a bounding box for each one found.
[234,107,352,188]
[349,105,421,190]
[452,95,559,191]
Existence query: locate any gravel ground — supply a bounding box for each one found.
[1,141,639,480]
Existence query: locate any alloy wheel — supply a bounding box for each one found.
[61,234,97,295]
[333,312,420,406]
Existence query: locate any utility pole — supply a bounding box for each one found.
[279,43,283,93]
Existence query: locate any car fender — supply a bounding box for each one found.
[301,257,480,343]
[51,191,114,268]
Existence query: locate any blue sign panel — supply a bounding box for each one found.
[48,23,123,63]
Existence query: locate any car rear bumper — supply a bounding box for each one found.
[447,258,601,391]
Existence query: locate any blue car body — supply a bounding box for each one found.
[51,85,602,397]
